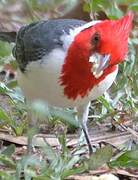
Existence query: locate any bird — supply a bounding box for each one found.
[0,13,133,154]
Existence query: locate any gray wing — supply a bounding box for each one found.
[14,19,86,72]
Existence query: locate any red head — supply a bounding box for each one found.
[60,13,133,100]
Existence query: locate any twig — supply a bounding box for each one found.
[113,118,138,139]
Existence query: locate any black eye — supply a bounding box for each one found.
[92,33,100,46]
[0,70,6,76]
[9,72,15,79]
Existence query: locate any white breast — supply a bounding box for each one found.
[17,47,118,108]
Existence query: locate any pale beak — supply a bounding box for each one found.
[89,53,110,78]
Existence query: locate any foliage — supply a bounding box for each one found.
[109,148,138,168]
[0,136,114,179]
[83,0,138,125]
[84,0,138,19]
[0,82,27,136]
[0,0,137,179]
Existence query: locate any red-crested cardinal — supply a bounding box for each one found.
[6,13,134,153]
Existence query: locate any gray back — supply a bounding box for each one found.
[14,19,86,72]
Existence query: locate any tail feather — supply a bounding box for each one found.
[0,32,17,43]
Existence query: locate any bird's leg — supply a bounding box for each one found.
[27,110,34,154]
[76,102,93,155]
[81,121,93,155]
[27,106,38,154]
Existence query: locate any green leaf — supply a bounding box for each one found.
[14,120,27,136]
[91,0,112,12]
[106,1,123,19]
[129,3,138,11]
[6,80,18,89]
[0,171,14,180]
[50,107,79,128]
[34,176,52,180]
[0,104,27,135]
[0,41,12,57]
[116,75,128,90]
[1,144,15,157]
[57,131,69,156]
[133,73,138,96]
[0,106,18,134]
[116,0,138,4]
[0,82,10,94]
[83,3,90,12]
[98,96,113,112]
[16,155,42,179]
[109,149,138,168]
[83,0,123,19]
[42,142,58,162]
[29,99,78,129]
[0,107,15,126]
[16,162,22,180]
[0,154,16,169]
[62,164,86,179]
[87,145,113,170]
[0,106,10,121]
[65,155,80,170]
[24,168,37,180]
[7,87,24,103]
